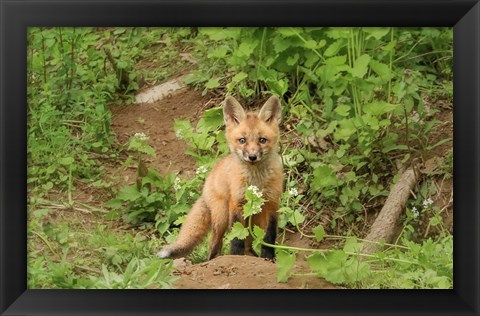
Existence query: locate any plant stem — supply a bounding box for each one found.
[31,231,60,259]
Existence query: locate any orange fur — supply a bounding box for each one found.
[157,95,283,260]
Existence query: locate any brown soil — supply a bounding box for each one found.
[110,88,204,181]
[172,231,338,289]
[171,255,336,289]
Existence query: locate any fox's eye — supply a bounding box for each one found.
[239,138,246,144]
[259,137,267,144]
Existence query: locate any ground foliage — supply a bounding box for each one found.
[27,27,453,289]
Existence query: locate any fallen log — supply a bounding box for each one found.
[361,164,420,254]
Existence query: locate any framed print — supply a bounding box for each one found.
[1,0,479,315]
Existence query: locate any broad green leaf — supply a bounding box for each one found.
[363,27,390,40]
[205,78,221,89]
[312,225,325,242]
[312,166,338,190]
[207,46,229,59]
[324,40,344,57]
[334,104,351,117]
[252,225,266,255]
[343,237,361,253]
[59,157,74,166]
[236,41,258,58]
[225,222,249,242]
[325,55,347,66]
[307,252,329,275]
[363,101,397,116]
[304,40,318,50]
[199,28,240,41]
[197,107,224,131]
[350,54,371,78]
[276,27,298,37]
[272,36,291,53]
[286,53,300,66]
[116,185,141,202]
[290,210,305,225]
[369,60,392,83]
[105,198,123,209]
[231,72,248,83]
[276,250,296,282]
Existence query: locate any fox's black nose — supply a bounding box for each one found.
[248,155,257,161]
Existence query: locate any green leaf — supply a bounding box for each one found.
[304,40,318,50]
[325,55,347,66]
[363,27,391,40]
[207,46,229,58]
[312,225,325,242]
[225,222,249,242]
[286,53,300,66]
[369,60,392,83]
[350,54,371,78]
[324,40,343,57]
[236,41,258,58]
[363,101,397,116]
[105,198,123,209]
[272,36,291,53]
[205,78,221,89]
[307,252,329,275]
[116,185,141,202]
[312,166,338,190]
[334,104,351,117]
[252,225,266,255]
[231,72,248,83]
[197,107,224,131]
[343,237,361,253]
[290,210,305,225]
[59,157,74,166]
[276,250,296,283]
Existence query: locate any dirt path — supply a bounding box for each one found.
[110,87,202,178]
[107,84,336,289]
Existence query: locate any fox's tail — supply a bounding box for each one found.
[157,198,211,259]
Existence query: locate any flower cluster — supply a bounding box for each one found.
[173,177,182,191]
[175,129,183,139]
[411,206,420,219]
[423,198,434,208]
[134,132,148,141]
[196,165,208,175]
[288,187,299,197]
[247,185,263,199]
[411,198,434,219]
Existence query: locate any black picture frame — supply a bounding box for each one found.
[1,0,479,315]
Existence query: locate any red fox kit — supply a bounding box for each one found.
[157,95,283,260]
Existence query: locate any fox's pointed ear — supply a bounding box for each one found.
[259,95,282,124]
[223,96,246,125]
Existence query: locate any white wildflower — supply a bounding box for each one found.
[175,129,183,139]
[247,185,263,198]
[173,177,182,191]
[288,187,299,197]
[196,165,208,175]
[423,198,434,208]
[411,206,419,219]
[134,132,148,141]
[252,204,262,214]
